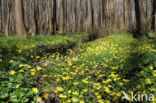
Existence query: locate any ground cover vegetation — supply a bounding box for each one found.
[0,33,89,103]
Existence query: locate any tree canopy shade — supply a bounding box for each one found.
[0,0,155,36]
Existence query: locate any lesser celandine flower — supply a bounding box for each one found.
[16,84,20,88]
[37,97,42,101]
[56,87,64,92]
[9,60,14,63]
[72,97,78,102]
[80,100,85,103]
[145,78,152,84]
[32,87,38,93]
[105,100,110,103]
[98,99,104,103]
[43,93,48,100]
[68,90,71,94]
[150,66,154,70]
[9,70,16,75]
[59,94,67,98]
[0,59,2,62]
[72,91,79,96]
[19,69,23,72]
[18,50,21,53]
[37,66,42,71]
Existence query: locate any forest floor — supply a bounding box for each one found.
[0,33,156,103]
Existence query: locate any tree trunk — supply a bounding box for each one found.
[98,0,102,27]
[52,0,57,34]
[15,0,26,36]
[62,0,67,33]
[74,0,78,32]
[151,0,156,32]
[115,0,119,31]
[134,0,146,37]
[91,0,94,28]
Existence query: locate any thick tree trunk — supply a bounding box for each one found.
[15,0,26,36]
[115,0,119,31]
[128,0,133,27]
[134,0,146,37]
[74,0,78,32]
[151,0,156,32]
[91,0,94,28]
[52,0,57,34]
[98,0,102,27]
[62,0,67,33]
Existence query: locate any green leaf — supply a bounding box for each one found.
[21,98,29,102]
[12,61,20,67]
[0,93,9,99]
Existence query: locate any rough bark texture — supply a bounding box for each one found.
[52,0,57,34]
[151,0,156,32]
[15,0,26,36]
[134,0,147,37]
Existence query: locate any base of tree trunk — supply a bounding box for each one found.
[132,29,151,39]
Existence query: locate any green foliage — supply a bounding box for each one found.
[39,34,156,103]
[0,33,89,102]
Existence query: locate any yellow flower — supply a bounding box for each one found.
[73,82,79,85]
[72,91,79,96]
[18,50,22,53]
[59,94,67,98]
[119,82,123,86]
[42,74,47,77]
[19,64,24,68]
[98,99,104,103]
[43,93,48,100]
[66,100,71,103]
[56,87,64,92]
[97,95,101,99]
[0,59,2,62]
[80,100,85,103]
[68,90,71,94]
[137,85,141,88]
[19,69,23,72]
[104,87,111,93]
[31,71,35,75]
[62,76,71,80]
[32,87,38,93]
[27,65,31,68]
[79,95,83,98]
[9,71,16,75]
[56,78,61,82]
[37,97,42,101]
[105,100,110,103]
[150,66,154,70]
[9,60,14,63]
[16,84,20,88]
[83,89,88,92]
[146,78,152,84]
[72,97,78,102]
[31,69,36,72]
[116,92,121,97]
[37,66,42,71]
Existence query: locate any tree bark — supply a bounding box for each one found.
[115,0,119,30]
[91,0,94,28]
[151,0,156,32]
[15,0,26,36]
[62,0,67,33]
[52,0,57,34]
[134,0,146,37]
[74,0,78,32]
